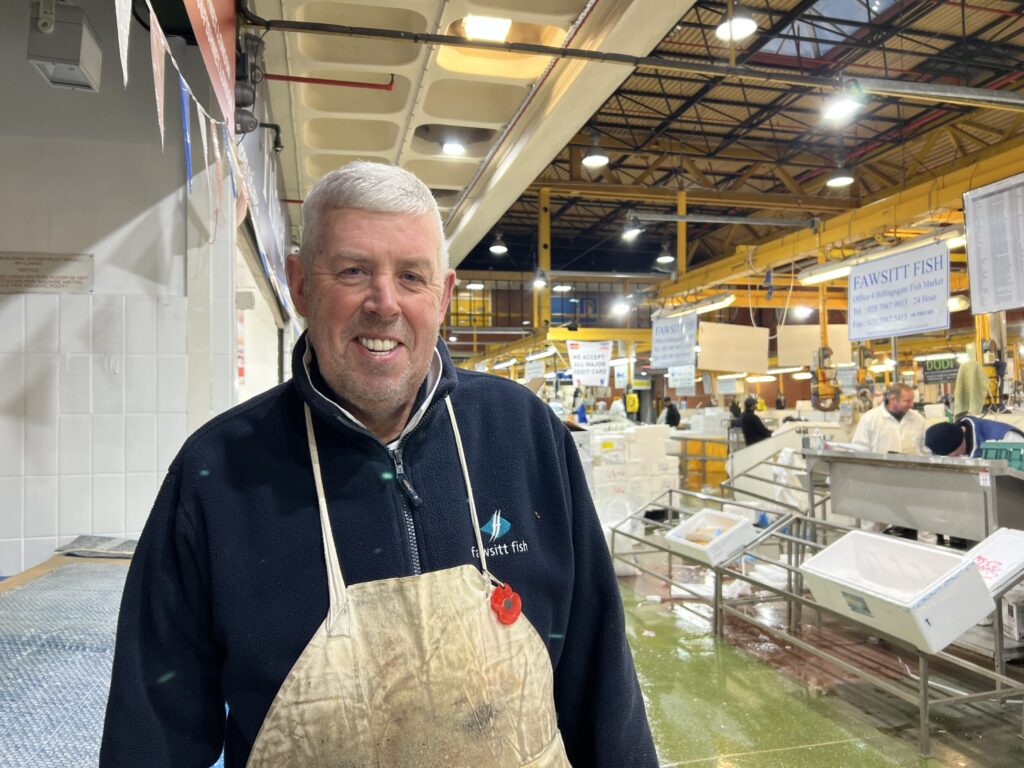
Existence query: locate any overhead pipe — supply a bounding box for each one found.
[238,1,1024,112]
[263,73,395,90]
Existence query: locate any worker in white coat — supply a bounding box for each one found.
[851,382,926,455]
[851,382,928,538]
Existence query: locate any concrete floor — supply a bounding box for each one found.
[619,573,1024,767]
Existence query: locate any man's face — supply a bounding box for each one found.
[287,208,455,431]
[886,388,915,417]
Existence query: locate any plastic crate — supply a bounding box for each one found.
[979,440,1024,470]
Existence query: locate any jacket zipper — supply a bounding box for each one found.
[391,445,423,574]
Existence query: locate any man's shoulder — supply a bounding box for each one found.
[180,381,296,454]
[452,369,562,422]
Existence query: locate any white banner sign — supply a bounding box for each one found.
[667,365,695,389]
[567,340,612,387]
[524,359,546,380]
[651,314,697,368]
[848,242,949,341]
[718,378,738,395]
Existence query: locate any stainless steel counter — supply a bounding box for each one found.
[804,449,1024,539]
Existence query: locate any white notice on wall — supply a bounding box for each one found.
[848,241,948,341]
[0,252,94,294]
[667,365,695,389]
[964,172,1024,314]
[567,340,613,387]
[718,378,738,395]
[524,360,546,380]
[650,314,697,369]
[613,362,627,389]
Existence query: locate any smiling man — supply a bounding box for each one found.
[101,162,657,768]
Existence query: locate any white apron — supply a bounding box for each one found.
[246,398,571,767]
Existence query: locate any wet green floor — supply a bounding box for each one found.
[620,580,1023,767]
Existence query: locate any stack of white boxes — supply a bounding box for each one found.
[589,425,679,520]
[684,407,729,435]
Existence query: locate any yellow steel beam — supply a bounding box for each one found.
[546,327,653,343]
[657,136,1024,298]
[525,181,855,213]
[537,187,552,331]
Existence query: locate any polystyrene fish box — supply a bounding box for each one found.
[664,508,759,566]
[800,531,993,653]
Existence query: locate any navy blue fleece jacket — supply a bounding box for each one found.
[100,334,657,767]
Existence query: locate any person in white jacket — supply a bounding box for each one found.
[851,382,927,538]
[851,382,926,455]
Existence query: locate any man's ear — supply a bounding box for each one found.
[438,269,456,324]
[286,253,309,318]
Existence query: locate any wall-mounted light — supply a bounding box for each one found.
[488,232,508,255]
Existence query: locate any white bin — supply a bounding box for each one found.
[800,530,993,653]
[664,508,759,566]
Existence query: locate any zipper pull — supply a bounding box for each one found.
[392,449,423,508]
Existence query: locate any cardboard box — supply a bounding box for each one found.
[801,531,993,654]
[593,464,628,484]
[664,508,759,566]
[664,439,683,456]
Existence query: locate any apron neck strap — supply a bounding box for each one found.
[304,396,494,630]
[444,397,491,577]
[304,404,350,634]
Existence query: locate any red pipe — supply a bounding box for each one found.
[263,73,395,90]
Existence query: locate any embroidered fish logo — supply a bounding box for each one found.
[481,510,512,542]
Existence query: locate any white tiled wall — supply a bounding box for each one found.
[0,293,190,575]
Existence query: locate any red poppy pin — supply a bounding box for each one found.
[490,583,522,625]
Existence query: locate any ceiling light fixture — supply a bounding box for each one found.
[792,371,814,380]
[532,270,548,290]
[466,281,485,291]
[792,306,815,319]
[463,15,512,43]
[714,9,758,41]
[611,299,631,317]
[948,294,971,312]
[489,232,508,255]
[525,346,557,362]
[442,140,466,156]
[822,90,863,125]
[621,212,643,242]
[947,234,967,249]
[746,374,777,383]
[552,284,573,292]
[717,372,748,380]
[826,166,855,188]
[767,366,806,375]
[912,352,956,362]
[581,131,609,169]
[664,293,736,317]
[448,335,458,343]
[655,241,675,265]
[491,357,518,370]
[797,226,965,285]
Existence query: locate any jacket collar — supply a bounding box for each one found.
[291,331,459,445]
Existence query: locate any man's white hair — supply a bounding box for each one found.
[299,161,448,274]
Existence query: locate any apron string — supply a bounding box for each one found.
[444,397,494,580]
[304,404,350,635]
